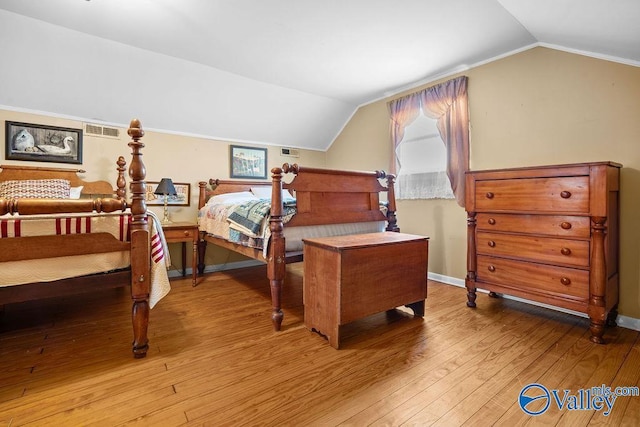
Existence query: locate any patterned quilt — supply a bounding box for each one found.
[199,199,296,256]
[227,200,296,237]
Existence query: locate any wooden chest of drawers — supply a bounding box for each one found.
[465,162,621,343]
[303,232,429,349]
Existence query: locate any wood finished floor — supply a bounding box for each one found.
[1,263,639,426]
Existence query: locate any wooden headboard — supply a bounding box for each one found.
[0,157,127,198]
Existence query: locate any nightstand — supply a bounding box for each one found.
[161,222,198,286]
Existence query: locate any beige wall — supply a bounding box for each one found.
[3,46,638,318]
[0,109,327,267]
[327,47,640,318]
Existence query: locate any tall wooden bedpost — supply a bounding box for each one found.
[197,180,208,275]
[268,166,286,331]
[383,172,399,232]
[127,119,151,358]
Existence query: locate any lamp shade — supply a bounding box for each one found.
[154,178,177,196]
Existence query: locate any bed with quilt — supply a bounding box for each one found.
[197,163,399,331]
[0,119,170,358]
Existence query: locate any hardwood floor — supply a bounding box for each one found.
[1,263,639,426]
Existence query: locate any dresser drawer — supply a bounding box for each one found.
[477,255,589,300]
[475,176,589,213]
[475,213,590,238]
[476,231,590,267]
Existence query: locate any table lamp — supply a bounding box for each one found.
[154,177,177,223]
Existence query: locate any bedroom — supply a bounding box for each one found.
[1,0,639,424]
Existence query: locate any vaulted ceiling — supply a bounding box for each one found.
[0,0,638,150]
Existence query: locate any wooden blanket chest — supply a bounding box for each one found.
[303,232,429,348]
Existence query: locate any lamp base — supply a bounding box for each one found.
[161,199,172,224]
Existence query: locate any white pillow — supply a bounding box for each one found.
[251,186,295,202]
[249,186,271,199]
[207,191,258,206]
[69,186,84,199]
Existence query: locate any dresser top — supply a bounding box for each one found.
[467,161,621,175]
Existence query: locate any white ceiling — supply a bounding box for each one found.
[0,0,638,151]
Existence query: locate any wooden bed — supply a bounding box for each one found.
[0,119,160,358]
[197,163,399,331]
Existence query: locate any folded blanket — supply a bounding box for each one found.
[227,199,272,238]
[226,199,296,257]
[147,211,171,308]
[227,199,296,239]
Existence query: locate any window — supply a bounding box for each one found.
[395,114,454,200]
[388,76,469,206]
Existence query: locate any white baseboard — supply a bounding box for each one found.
[171,267,640,333]
[167,259,263,279]
[428,272,640,332]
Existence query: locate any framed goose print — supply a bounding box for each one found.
[5,121,83,164]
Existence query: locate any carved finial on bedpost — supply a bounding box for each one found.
[198,181,208,209]
[127,118,150,358]
[127,119,146,222]
[385,173,400,232]
[116,156,127,200]
[271,167,283,218]
[282,163,299,174]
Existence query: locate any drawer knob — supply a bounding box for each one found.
[560,222,572,230]
[488,240,496,247]
[488,265,496,272]
[560,277,571,286]
[488,218,496,225]
[184,231,190,236]
[560,191,572,199]
[561,247,571,256]
[485,192,494,199]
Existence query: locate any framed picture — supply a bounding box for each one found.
[145,181,191,206]
[5,121,83,164]
[230,145,268,179]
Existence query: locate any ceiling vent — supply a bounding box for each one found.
[281,147,300,157]
[84,123,121,139]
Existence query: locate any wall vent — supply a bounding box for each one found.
[84,123,121,139]
[281,147,300,157]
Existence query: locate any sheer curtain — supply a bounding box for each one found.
[388,94,421,175]
[389,76,469,207]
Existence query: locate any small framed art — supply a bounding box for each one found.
[145,181,191,206]
[230,145,267,179]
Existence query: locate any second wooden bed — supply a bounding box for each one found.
[197,163,399,331]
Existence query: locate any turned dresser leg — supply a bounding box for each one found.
[466,287,477,308]
[589,319,606,344]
